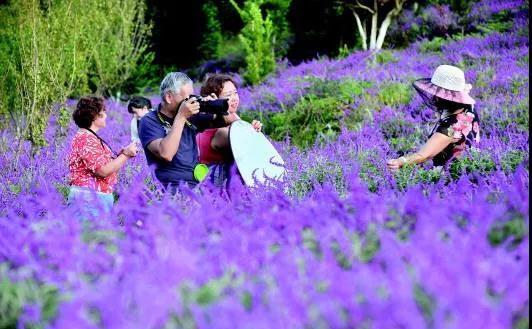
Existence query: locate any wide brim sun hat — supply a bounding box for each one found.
[413,65,476,107]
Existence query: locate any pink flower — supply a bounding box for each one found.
[473,121,480,133]
[452,112,474,138]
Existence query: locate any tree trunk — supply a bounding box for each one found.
[375,9,396,49]
[353,12,368,50]
[369,0,378,50]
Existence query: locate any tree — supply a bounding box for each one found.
[340,0,407,51]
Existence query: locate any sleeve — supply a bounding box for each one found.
[130,117,140,142]
[139,115,166,149]
[78,135,111,173]
[189,113,227,132]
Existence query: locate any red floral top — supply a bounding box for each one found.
[68,130,117,193]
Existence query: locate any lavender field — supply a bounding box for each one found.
[0,1,529,328]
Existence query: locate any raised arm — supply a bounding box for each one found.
[146,99,199,162]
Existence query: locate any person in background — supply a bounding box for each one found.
[387,65,480,170]
[197,74,262,187]
[68,96,138,214]
[138,72,238,192]
[128,96,152,142]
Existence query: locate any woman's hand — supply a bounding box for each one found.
[386,157,406,170]
[251,120,263,132]
[121,141,138,158]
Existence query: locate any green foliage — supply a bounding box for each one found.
[419,36,448,53]
[488,215,527,248]
[514,314,529,329]
[229,0,291,84]
[82,0,153,95]
[337,44,353,59]
[200,1,224,60]
[388,134,423,154]
[269,95,344,148]
[500,150,528,173]
[230,0,276,85]
[377,83,413,107]
[302,228,322,258]
[449,148,496,180]
[476,10,513,34]
[357,150,386,193]
[261,0,293,57]
[258,78,371,148]
[394,165,443,191]
[0,0,153,147]
[352,226,381,263]
[287,160,346,198]
[380,116,424,154]
[0,264,59,328]
[376,50,399,64]
[414,284,436,327]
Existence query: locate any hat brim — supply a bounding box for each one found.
[413,79,476,105]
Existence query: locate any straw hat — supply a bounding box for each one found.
[413,65,475,105]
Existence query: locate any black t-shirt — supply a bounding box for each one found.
[430,108,480,166]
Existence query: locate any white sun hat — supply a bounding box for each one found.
[413,64,476,105]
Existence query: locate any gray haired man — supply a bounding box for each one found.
[139,72,237,190]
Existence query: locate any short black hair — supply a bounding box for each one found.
[127,96,152,114]
[73,96,105,129]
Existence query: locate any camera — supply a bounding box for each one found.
[190,95,229,115]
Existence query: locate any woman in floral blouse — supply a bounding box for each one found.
[387,65,480,170]
[68,96,138,213]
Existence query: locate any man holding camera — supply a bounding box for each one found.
[139,72,237,190]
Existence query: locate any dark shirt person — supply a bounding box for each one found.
[138,72,237,190]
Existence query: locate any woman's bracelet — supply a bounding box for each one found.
[398,156,408,165]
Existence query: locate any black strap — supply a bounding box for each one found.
[157,107,197,131]
[86,128,117,158]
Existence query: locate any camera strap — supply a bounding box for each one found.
[157,107,197,132]
[156,108,207,182]
[85,128,117,158]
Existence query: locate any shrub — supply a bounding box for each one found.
[500,150,528,173]
[0,0,153,148]
[376,50,399,64]
[394,165,443,191]
[83,0,153,94]
[260,78,371,148]
[0,264,59,328]
[230,0,277,85]
[488,215,527,248]
[449,148,496,179]
[419,36,448,53]
[287,160,346,197]
[268,95,345,148]
[377,83,413,107]
[200,1,224,60]
[357,150,386,192]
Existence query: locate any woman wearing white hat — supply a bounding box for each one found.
[387,65,480,170]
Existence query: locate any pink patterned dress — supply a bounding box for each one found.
[432,108,481,166]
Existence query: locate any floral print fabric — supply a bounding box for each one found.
[432,108,481,166]
[68,130,117,193]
